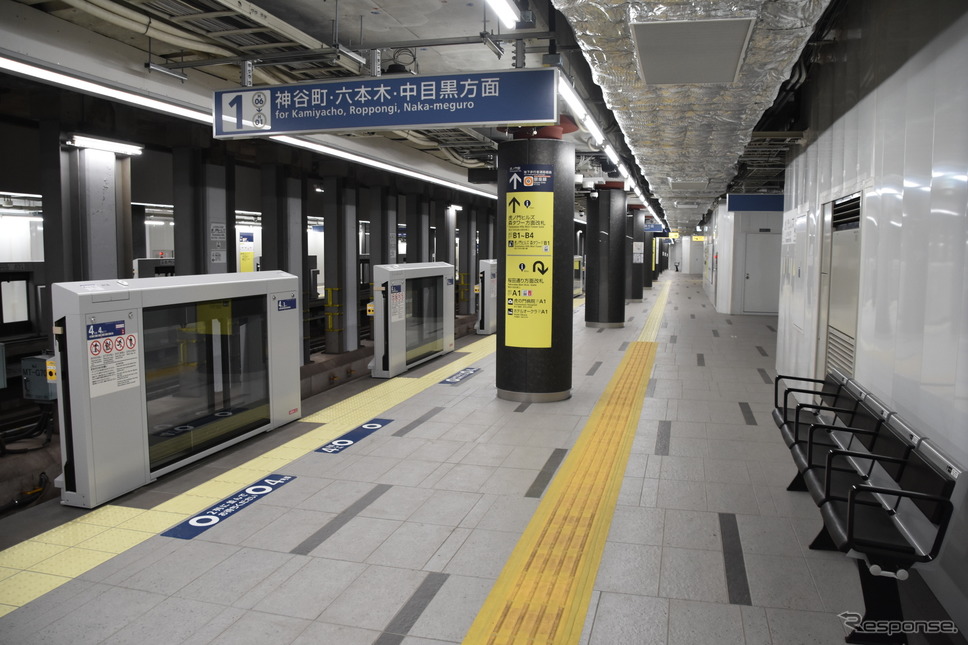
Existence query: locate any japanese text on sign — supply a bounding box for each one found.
[214,68,558,137]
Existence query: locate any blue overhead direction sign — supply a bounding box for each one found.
[213,68,559,138]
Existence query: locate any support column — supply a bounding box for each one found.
[261,168,308,361]
[434,199,456,265]
[628,207,645,301]
[478,206,494,261]
[496,138,574,402]
[173,148,229,275]
[643,231,654,289]
[405,195,430,263]
[364,186,398,267]
[585,187,627,327]
[43,127,135,281]
[321,177,359,353]
[458,205,478,315]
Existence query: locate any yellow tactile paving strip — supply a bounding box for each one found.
[462,341,658,645]
[464,285,667,645]
[0,334,497,618]
[638,280,671,343]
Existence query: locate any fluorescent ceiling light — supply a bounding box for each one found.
[604,144,620,165]
[558,78,588,121]
[582,115,605,145]
[618,164,630,178]
[145,62,188,81]
[485,0,519,30]
[67,135,143,156]
[0,55,211,124]
[273,135,497,200]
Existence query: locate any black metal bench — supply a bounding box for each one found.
[772,372,960,644]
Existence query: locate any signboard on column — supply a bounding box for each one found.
[505,165,554,348]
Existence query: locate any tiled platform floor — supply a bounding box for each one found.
[0,274,957,644]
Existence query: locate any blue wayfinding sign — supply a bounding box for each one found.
[317,418,393,454]
[214,68,558,138]
[162,474,295,539]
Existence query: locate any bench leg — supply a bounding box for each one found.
[808,524,838,551]
[843,559,907,645]
[786,471,808,491]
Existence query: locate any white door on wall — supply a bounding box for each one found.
[744,233,781,313]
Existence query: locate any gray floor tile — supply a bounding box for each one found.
[366,522,455,569]
[705,482,762,515]
[292,622,383,645]
[741,605,773,645]
[433,463,496,492]
[206,609,311,645]
[474,496,540,533]
[765,607,848,645]
[659,547,728,603]
[588,592,669,645]
[668,599,745,645]
[241,508,337,552]
[607,505,665,546]
[250,557,365,619]
[34,586,166,645]
[442,528,520,579]
[117,540,239,596]
[662,509,722,550]
[101,596,228,645]
[407,489,483,527]
[309,516,402,562]
[408,574,494,642]
[317,565,428,631]
[804,557,865,614]
[595,541,661,595]
[745,553,825,611]
[656,478,707,511]
[176,547,295,605]
[360,486,436,522]
[735,515,802,557]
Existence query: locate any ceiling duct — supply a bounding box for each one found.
[551,0,830,230]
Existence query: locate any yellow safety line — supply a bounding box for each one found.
[463,341,659,645]
[638,280,670,343]
[0,335,497,617]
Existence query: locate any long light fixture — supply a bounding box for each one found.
[557,77,588,121]
[603,144,620,166]
[484,0,519,29]
[66,134,143,156]
[0,56,211,124]
[272,135,497,200]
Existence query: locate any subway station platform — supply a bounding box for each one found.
[0,273,921,644]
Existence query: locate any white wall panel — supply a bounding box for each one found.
[778,10,968,623]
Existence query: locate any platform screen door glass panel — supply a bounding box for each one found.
[405,276,444,365]
[143,295,269,471]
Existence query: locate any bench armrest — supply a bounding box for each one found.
[774,374,830,407]
[792,402,859,443]
[780,386,846,421]
[806,423,879,467]
[822,449,911,501]
[848,484,954,562]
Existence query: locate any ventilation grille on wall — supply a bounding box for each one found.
[832,194,861,230]
[826,325,856,377]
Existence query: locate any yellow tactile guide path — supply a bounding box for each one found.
[464,281,667,645]
[0,281,670,642]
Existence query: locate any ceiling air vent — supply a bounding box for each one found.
[631,18,755,85]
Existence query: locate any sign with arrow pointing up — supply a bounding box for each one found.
[505,164,555,348]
